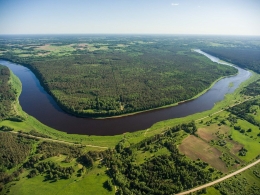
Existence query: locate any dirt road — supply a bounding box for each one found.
[175,159,260,195]
[8,131,108,149]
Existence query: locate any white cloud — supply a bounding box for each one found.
[171,3,179,6]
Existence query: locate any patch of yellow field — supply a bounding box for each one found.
[197,124,230,142]
[179,135,228,173]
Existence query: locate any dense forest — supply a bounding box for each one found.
[0,132,31,170]
[0,65,16,121]
[242,79,260,96]
[0,36,237,117]
[0,132,32,191]
[0,131,105,193]
[103,122,221,195]
[203,48,260,73]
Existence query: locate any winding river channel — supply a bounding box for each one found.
[0,50,251,135]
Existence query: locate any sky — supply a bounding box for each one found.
[0,0,260,35]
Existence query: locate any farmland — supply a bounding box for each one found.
[0,36,260,195]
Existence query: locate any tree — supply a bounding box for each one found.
[81,154,94,168]
[103,179,113,191]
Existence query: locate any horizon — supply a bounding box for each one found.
[1,0,260,36]
[1,33,260,37]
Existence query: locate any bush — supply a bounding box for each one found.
[0,126,14,131]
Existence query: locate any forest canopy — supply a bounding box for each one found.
[0,65,16,121]
[203,48,260,74]
[0,36,238,117]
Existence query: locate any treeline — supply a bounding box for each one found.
[36,141,83,158]
[203,48,260,73]
[0,65,25,123]
[1,46,237,117]
[24,157,75,181]
[214,165,260,195]
[227,99,260,128]
[242,79,260,96]
[0,132,33,192]
[103,122,220,195]
[0,65,16,121]
[0,132,32,169]
[0,131,107,192]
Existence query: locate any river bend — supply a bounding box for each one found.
[0,50,251,135]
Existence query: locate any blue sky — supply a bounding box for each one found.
[0,0,259,35]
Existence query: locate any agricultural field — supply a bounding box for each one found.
[1,36,260,195]
[179,135,228,173]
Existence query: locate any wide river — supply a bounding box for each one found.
[0,50,251,135]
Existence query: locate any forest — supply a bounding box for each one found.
[103,122,222,195]
[226,78,260,128]
[203,48,260,73]
[242,79,260,96]
[0,36,238,117]
[0,56,259,194]
[0,122,220,195]
[0,65,16,121]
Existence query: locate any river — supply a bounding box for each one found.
[0,50,251,135]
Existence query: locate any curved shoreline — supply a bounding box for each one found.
[72,49,241,119]
[0,53,251,135]
[0,52,239,120]
[95,73,238,119]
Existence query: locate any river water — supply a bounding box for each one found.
[0,50,251,135]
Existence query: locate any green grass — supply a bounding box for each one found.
[203,163,260,195]
[231,120,260,162]
[203,187,221,195]
[194,107,260,170]
[1,61,260,150]
[5,159,113,195]
[135,147,171,165]
[59,164,113,195]
[1,61,260,195]
[41,155,77,167]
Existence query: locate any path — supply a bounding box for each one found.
[195,96,255,122]
[144,96,257,137]
[8,131,108,149]
[175,159,260,195]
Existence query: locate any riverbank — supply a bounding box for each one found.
[0,50,251,135]
[1,63,258,140]
[95,73,237,119]
[0,52,238,119]
[95,50,240,119]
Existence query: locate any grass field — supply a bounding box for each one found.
[194,108,260,167]
[231,120,260,162]
[5,162,113,195]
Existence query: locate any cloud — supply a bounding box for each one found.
[171,3,179,6]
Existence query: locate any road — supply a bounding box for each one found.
[175,159,260,195]
[195,96,255,122]
[8,131,108,149]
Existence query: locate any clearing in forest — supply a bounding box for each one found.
[197,124,230,142]
[179,135,228,173]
